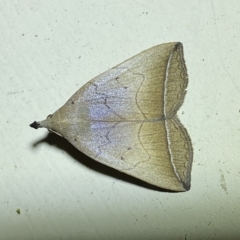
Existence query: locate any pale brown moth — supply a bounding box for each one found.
[30,42,193,191]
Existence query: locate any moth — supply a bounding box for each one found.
[30,42,193,191]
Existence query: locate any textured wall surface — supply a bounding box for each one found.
[1,1,240,239]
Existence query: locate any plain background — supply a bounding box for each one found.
[1,1,240,239]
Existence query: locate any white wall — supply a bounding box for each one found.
[1,1,239,239]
